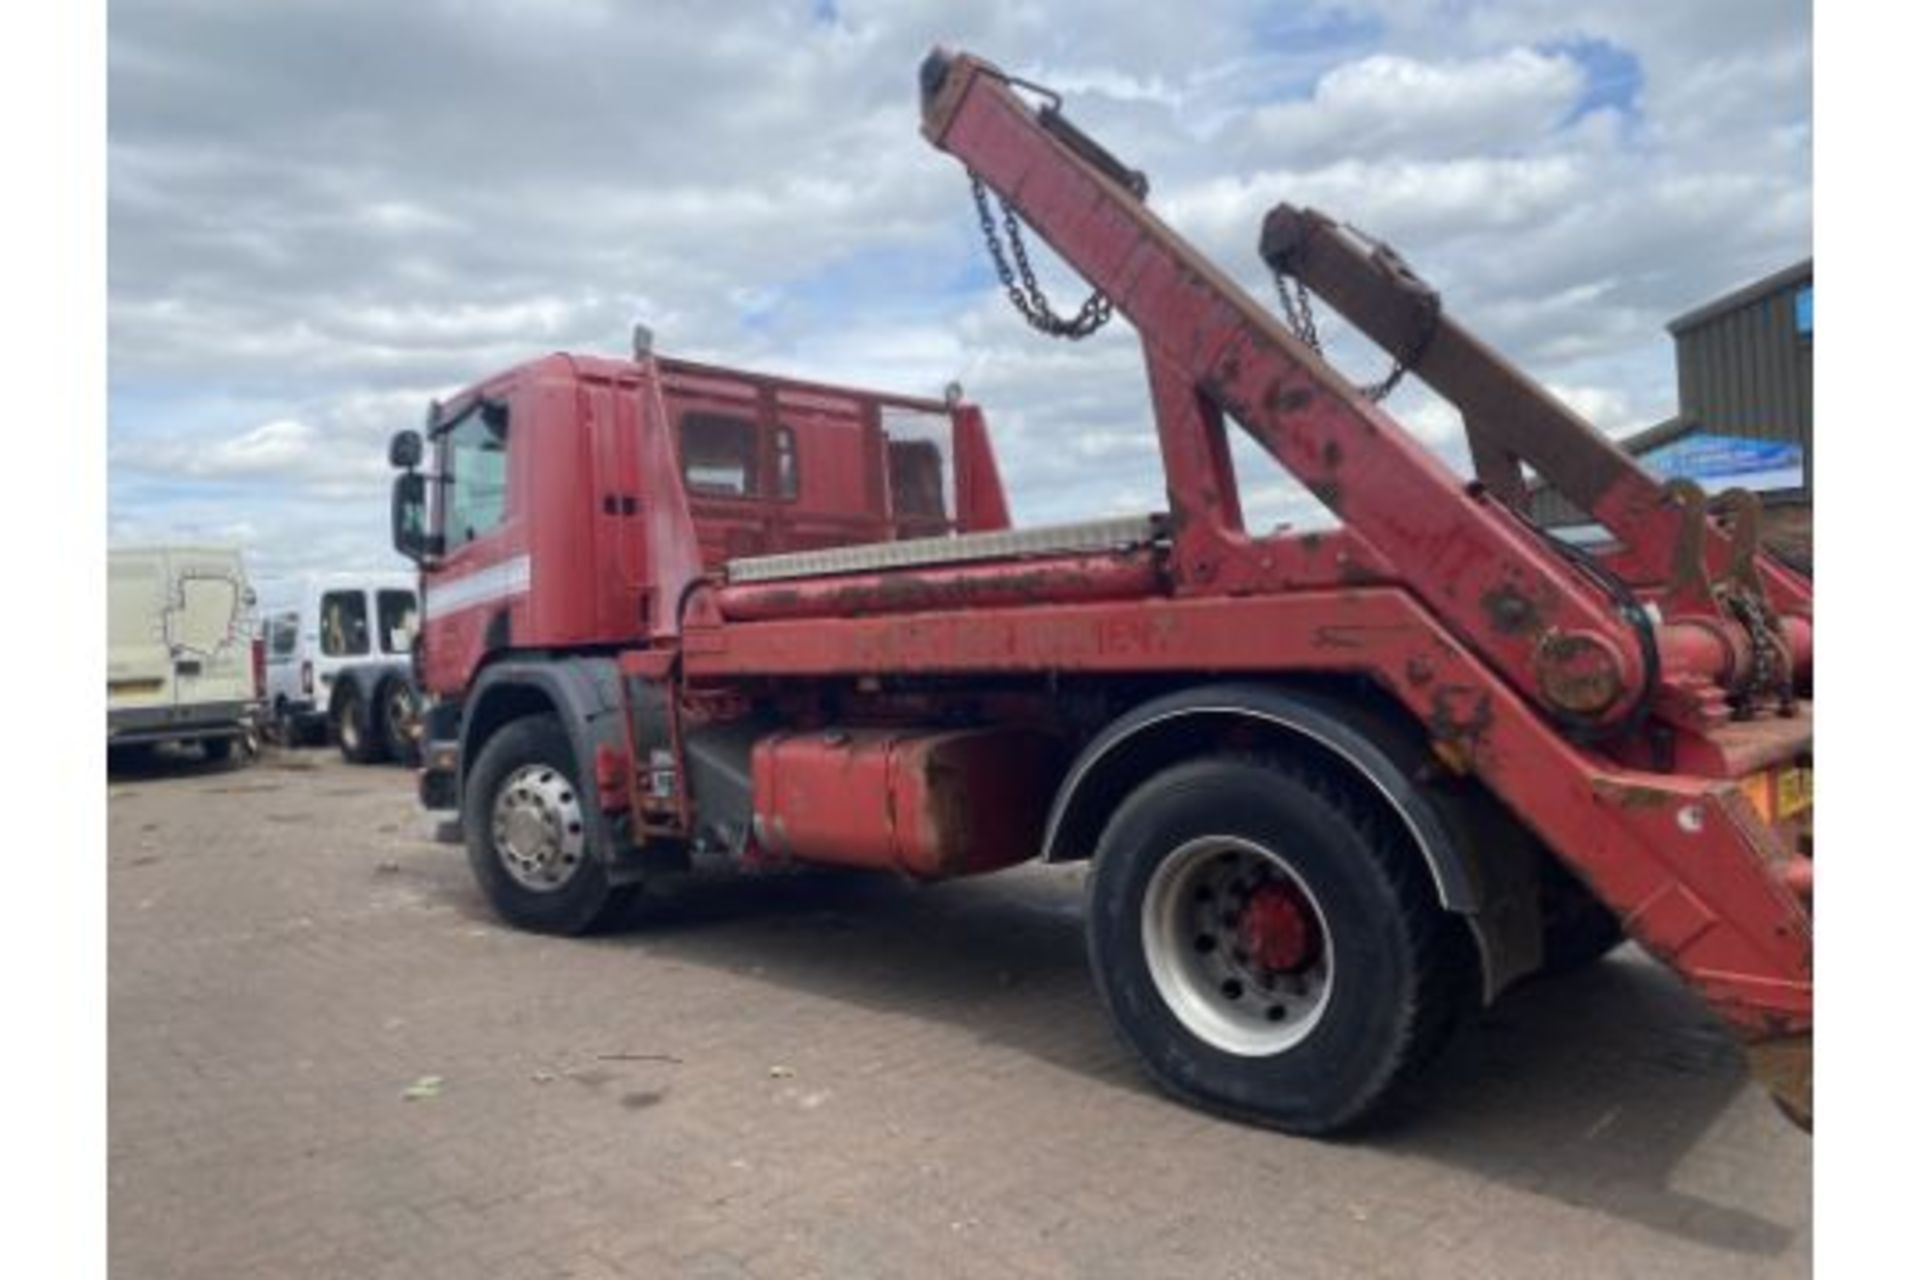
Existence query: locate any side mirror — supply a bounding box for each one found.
[391,472,434,562]
[389,429,424,470]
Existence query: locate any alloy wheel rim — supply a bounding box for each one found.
[1141,835,1335,1056]
[491,763,587,892]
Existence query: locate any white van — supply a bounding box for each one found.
[108,545,260,764]
[262,572,419,750]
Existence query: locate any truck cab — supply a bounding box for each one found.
[393,350,1010,703]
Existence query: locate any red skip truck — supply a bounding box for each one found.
[387,51,1812,1134]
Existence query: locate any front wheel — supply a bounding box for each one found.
[1087,756,1471,1135]
[462,714,633,935]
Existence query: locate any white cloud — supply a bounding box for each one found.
[107,0,1810,576]
[1236,48,1585,164]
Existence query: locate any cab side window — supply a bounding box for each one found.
[442,400,510,551]
[680,412,759,497]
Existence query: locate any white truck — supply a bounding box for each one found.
[260,571,420,762]
[107,545,260,766]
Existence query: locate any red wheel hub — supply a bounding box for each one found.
[1239,881,1321,972]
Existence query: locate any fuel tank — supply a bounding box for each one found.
[751,726,1064,878]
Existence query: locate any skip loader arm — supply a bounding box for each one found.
[919,49,1811,1126]
[1256,205,1813,622]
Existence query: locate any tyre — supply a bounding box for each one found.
[335,690,385,764]
[1536,854,1624,976]
[202,736,236,764]
[379,679,420,765]
[1087,755,1472,1135]
[462,713,633,935]
[107,743,154,772]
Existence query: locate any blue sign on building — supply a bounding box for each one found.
[1638,432,1805,495]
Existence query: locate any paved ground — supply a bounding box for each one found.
[109,746,1810,1279]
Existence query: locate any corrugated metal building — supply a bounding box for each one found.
[1534,259,1812,570]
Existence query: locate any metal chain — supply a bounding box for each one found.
[969,170,1116,340]
[1274,275,1320,356]
[1268,228,1441,403]
[1720,583,1795,716]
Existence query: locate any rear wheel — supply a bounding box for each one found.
[335,690,385,764]
[463,714,633,935]
[1087,755,1471,1135]
[380,680,420,765]
[107,743,154,772]
[202,736,235,764]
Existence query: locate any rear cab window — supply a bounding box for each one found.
[377,590,418,655]
[319,591,371,657]
[888,440,948,521]
[881,408,956,532]
[680,412,760,497]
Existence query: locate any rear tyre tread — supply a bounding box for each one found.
[1244,752,1472,1123]
[335,691,386,765]
[379,679,420,766]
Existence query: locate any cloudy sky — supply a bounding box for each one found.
[107,0,1811,589]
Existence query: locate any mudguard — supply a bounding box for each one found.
[459,657,634,872]
[1042,682,1545,999]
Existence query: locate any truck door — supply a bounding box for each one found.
[421,396,520,693]
[107,550,173,712]
[164,550,253,711]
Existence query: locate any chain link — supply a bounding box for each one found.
[1720,582,1795,717]
[1268,230,1440,403]
[969,170,1116,340]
